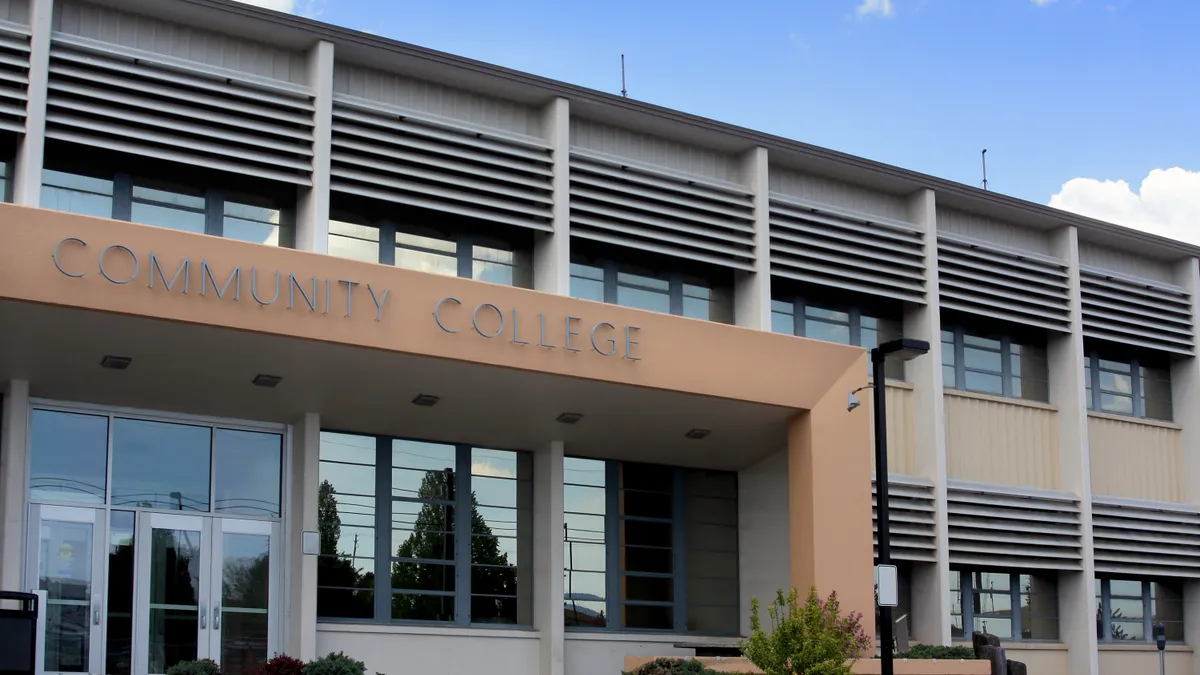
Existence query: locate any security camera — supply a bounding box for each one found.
[847,391,861,412]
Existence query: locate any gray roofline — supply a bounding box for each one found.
[176,0,1200,261]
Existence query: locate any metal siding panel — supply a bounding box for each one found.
[1078,240,1175,283]
[770,166,907,222]
[935,207,1051,254]
[883,385,916,476]
[944,393,1061,490]
[569,117,741,184]
[1088,416,1183,503]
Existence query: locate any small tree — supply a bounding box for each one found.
[740,588,871,675]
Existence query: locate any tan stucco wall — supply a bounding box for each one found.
[1098,646,1193,675]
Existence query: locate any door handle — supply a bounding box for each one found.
[92,593,101,626]
[213,605,221,630]
[200,602,207,630]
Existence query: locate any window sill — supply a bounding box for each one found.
[880,380,915,391]
[943,388,1057,412]
[1087,411,1182,430]
[564,631,739,644]
[1098,642,1192,652]
[316,622,540,639]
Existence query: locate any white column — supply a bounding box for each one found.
[737,448,790,635]
[284,412,321,661]
[1048,224,1099,675]
[13,0,52,206]
[0,380,30,591]
[532,440,564,675]
[1172,256,1200,506]
[295,40,334,253]
[734,146,770,330]
[902,188,951,646]
[534,97,570,295]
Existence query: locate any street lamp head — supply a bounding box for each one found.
[872,338,931,363]
[847,391,862,412]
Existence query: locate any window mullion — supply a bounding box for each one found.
[112,172,132,221]
[603,262,618,305]
[850,308,862,347]
[1143,581,1152,644]
[1010,573,1021,642]
[794,298,805,337]
[455,445,472,625]
[1000,337,1012,398]
[668,272,684,316]
[672,468,686,633]
[378,220,397,266]
[955,329,966,391]
[1090,354,1102,411]
[963,572,973,637]
[605,461,621,630]
[374,436,391,623]
[205,188,225,237]
[1131,359,1145,419]
[457,233,474,280]
[1101,579,1111,643]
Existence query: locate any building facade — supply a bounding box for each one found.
[0,1,1197,675]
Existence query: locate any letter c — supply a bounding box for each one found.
[472,303,506,338]
[99,244,139,285]
[52,237,87,278]
[433,297,462,333]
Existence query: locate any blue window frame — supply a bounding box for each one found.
[1096,578,1184,643]
[569,257,731,323]
[950,570,1059,642]
[942,327,1049,402]
[1084,352,1173,421]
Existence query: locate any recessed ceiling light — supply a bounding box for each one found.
[100,355,132,370]
[412,394,441,407]
[557,412,584,425]
[684,428,711,440]
[252,374,282,388]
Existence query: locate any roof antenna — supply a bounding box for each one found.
[620,54,628,97]
[981,148,989,191]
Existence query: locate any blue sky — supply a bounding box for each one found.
[249,0,1200,242]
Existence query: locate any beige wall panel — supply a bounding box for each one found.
[1088,414,1183,502]
[944,392,1060,490]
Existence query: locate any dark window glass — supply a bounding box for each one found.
[29,410,109,505]
[943,327,1048,401]
[213,429,282,517]
[950,569,1058,642]
[624,604,673,630]
[685,470,738,633]
[106,511,135,675]
[565,457,607,627]
[317,432,376,619]
[1152,582,1184,642]
[1020,574,1059,640]
[111,419,211,511]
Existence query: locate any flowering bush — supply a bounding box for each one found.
[740,587,871,675]
[259,655,304,675]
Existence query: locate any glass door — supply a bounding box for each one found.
[208,519,279,675]
[28,505,107,675]
[135,513,211,675]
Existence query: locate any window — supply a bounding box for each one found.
[563,458,738,634]
[950,570,1058,641]
[772,298,902,378]
[942,327,1048,401]
[1097,578,1183,643]
[316,432,532,625]
[571,258,733,323]
[40,167,294,246]
[1084,352,1173,421]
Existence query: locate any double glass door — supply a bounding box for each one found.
[31,507,279,675]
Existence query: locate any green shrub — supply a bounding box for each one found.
[622,658,718,675]
[740,587,871,675]
[260,655,304,675]
[896,644,976,660]
[166,660,221,675]
[303,652,366,675]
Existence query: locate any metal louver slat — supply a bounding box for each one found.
[0,24,28,133]
[770,194,926,305]
[1080,267,1194,355]
[871,478,937,562]
[1092,499,1200,577]
[947,483,1082,569]
[937,236,1071,333]
[569,153,757,270]
[46,41,314,184]
[330,96,554,234]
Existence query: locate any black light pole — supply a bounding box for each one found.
[871,338,930,675]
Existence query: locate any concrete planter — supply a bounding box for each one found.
[623,656,991,675]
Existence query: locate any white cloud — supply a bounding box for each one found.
[470,460,516,479]
[230,0,295,12]
[856,0,894,18]
[1048,168,1200,244]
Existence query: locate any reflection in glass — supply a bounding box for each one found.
[570,264,605,302]
[317,433,376,619]
[42,169,114,218]
[220,533,270,675]
[467,448,527,625]
[39,519,93,673]
[29,410,109,504]
[395,231,457,277]
[148,528,201,674]
[225,200,288,247]
[107,512,136,675]
[565,457,607,627]
[213,430,282,517]
[328,221,380,263]
[112,419,212,511]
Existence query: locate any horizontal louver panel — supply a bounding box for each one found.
[1080,267,1194,355]
[947,484,1082,570]
[0,22,29,134]
[938,234,1071,333]
[872,478,937,562]
[770,194,926,304]
[46,35,314,185]
[331,95,553,232]
[570,150,757,271]
[1093,499,1200,578]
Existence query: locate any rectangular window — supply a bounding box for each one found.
[773,298,902,379]
[1097,578,1183,643]
[950,569,1059,642]
[131,181,207,234]
[942,327,1048,402]
[225,197,291,247]
[570,255,732,323]
[395,231,458,277]
[1084,352,1173,421]
[42,169,115,218]
[563,459,738,634]
[316,432,532,626]
[329,221,381,264]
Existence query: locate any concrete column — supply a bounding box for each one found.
[295,40,334,253]
[532,440,565,675]
[737,448,790,635]
[788,353,875,640]
[534,97,570,295]
[0,380,30,591]
[902,188,951,645]
[13,0,52,206]
[284,412,321,661]
[1048,224,1100,675]
[734,146,770,330]
[1172,256,1200,506]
